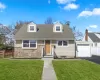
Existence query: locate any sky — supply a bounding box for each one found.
[0,0,100,33]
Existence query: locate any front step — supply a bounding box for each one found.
[43,55,54,58]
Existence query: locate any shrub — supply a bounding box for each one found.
[0,44,14,50]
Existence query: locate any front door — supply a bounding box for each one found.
[45,40,51,55]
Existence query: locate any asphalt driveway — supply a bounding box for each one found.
[82,55,100,64]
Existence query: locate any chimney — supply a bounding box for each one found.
[85,29,88,41]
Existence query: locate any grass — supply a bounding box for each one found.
[0,59,43,80]
[53,60,100,80]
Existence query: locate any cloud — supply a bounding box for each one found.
[48,0,51,4]
[64,3,79,10]
[0,2,6,10]
[78,11,92,17]
[87,25,98,29]
[88,30,92,32]
[56,0,76,4]
[57,0,79,11]
[89,25,98,28]
[78,8,100,17]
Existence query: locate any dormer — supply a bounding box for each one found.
[27,22,37,32]
[53,21,63,32]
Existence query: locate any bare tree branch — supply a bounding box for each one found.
[45,17,53,24]
[71,26,83,40]
[15,21,32,30]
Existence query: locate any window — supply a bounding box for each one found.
[58,41,68,46]
[30,40,36,47]
[23,40,29,47]
[92,44,93,47]
[63,41,68,46]
[58,41,62,46]
[94,43,97,47]
[56,26,60,31]
[30,26,34,31]
[23,40,37,48]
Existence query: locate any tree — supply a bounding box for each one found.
[15,21,32,30]
[71,26,83,40]
[65,21,70,26]
[0,34,5,44]
[0,23,16,46]
[64,21,83,40]
[45,17,53,24]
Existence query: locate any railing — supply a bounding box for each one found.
[52,47,54,56]
[42,47,46,57]
[52,47,57,58]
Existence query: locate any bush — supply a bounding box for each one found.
[0,44,6,50]
[0,44,14,50]
[5,46,14,50]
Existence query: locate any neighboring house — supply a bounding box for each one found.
[82,29,100,56]
[14,22,75,58]
[83,29,100,47]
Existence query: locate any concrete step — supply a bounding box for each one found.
[43,55,54,58]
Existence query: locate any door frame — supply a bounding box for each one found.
[44,40,52,55]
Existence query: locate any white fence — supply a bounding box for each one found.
[91,47,100,56]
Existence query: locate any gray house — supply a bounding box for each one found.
[14,22,75,58]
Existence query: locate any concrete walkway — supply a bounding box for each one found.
[42,58,57,80]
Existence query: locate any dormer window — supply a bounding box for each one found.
[28,22,36,32]
[53,21,63,32]
[56,26,60,31]
[54,25,62,32]
[30,26,34,31]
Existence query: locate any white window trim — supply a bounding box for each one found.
[57,40,69,47]
[28,24,36,32]
[22,40,37,49]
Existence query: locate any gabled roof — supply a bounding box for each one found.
[88,33,100,42]
[15,24,74,40]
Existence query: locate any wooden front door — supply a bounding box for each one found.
[45,40,50,55]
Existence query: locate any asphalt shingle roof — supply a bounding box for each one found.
[15,24,74,40]
[88,33,100,42]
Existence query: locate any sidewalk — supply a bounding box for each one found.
[42,58,57,80]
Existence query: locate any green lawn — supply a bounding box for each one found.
[0,59,43,80]
[53,60,100,80]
